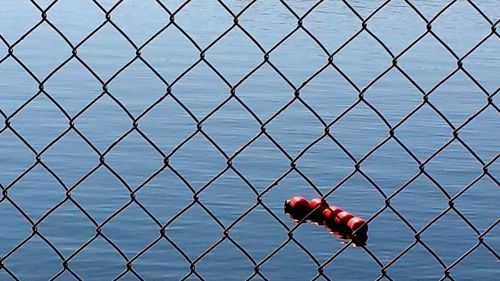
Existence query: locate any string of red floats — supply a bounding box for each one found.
[284,196,368,234]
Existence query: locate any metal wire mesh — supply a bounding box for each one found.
[0,0,498,280]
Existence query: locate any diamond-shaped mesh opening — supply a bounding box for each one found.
[0,58,38,114]
[38,201,95,257]
[0,1,498,279]
[74,94,132,151]
[133,238,188,280]
[236,64,292,120]
[7,165,65,220]
[9,94,68,151]
[397,34,457,90]
[106,60,167,115]
[110,0,168,45]
[363,69,422,124]
[105,130,164,187]
[386,243,444,280]
[206,28,262,84]
[0,130,34,184]
[0,202,32,256]
[12,22,70,78]
[428,71,486,126]
[331,103,388,159]
[295,137,354,192]
[270,30,328,85]
[237,0,296,49]
[303,0,360,52]
[42,60,102,116]
[68,237,125,280]
[231,135,290,191]
[454,176,499,231]
[71,167,130,222]
[77,23,136,80]
[299,66,358,121]
[138,94,195,152]
[458,106,499,161]
[198,170,256,226]
[362,139,419,194]
[170,63,229,118]
[230,205,287,261]
[195,240,254,280]
[101,203,159,257]
[173,0,233,47]
[328,172,386,216]
[366,209,415,264]
[425,140,484,195]
[334,31,392,87]
[421,211,478,264]
[2,236,61,281]
[267,100,325,155]
[166,204,221,259]
[260,242,317,280]
[0,0,40,42]
[395,104,452,160]
[431,0,492,55]
[42,130,99,186]
[323,245,381,280]
[367,0,426,53]
[202,98,260,154]
[134,168,193,223]
[169,133,227,188]
[391,175,449,230]
[140,26,199,82]
[46,0,103,44]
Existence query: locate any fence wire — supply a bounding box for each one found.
[0,0,499,280]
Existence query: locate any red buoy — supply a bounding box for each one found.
[336,211,354,225]
[322,209,335,225]
[327,205,343,216]
[322,208,335,220]
[348,217,367,232]
[289,196,309,208]
[322,205,342,224]
[309,197,328,216]
[285,195,369,245]
[285,196,310,217]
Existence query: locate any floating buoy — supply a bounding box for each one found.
[336,211,354,225]
[284,196,310,217]
[322,208,335,221]
[309,197,328,218]
[328,205,343,216]
[284,195,368,245]
[322,205,342,225]
[348,217,367,232]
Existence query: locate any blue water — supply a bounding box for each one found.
[0,0,499,280]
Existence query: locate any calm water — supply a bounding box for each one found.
[0,0,499,280]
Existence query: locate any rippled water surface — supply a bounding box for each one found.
[0,0,499,280]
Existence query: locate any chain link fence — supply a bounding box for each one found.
[0,0,498,280]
